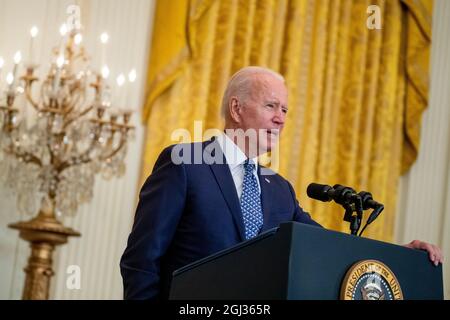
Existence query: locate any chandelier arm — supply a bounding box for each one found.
[63,105,94,129]
[63,89,84,116]
[72,52,84,61]
[25,86,40,111]
[57,133,100,172]
[62,101,75,117]
[58,155,83,172]
[57,139,100,172]
[63,157,93,173]
[5,146,42,167]
[47,143,56,167]
[100,134,127,161]
[41,80,54,109]
[68,89,81,108]
[72,92,87,113]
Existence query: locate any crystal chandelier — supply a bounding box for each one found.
[0,24,135,299]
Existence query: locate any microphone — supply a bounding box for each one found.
[358,191,383,210]
[358,191,384,225]
[307,183,357,206]
[307,183,385,236]
[306,183,333,201]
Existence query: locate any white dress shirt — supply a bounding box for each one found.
[216,133,261,200]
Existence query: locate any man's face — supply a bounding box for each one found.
[237,74,288,154]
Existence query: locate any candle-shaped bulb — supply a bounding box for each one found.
[116,74,125,87]
[56,54,65,68]
[100,32,109,44]
[60,24,68,36]
[6,72,14,85]
[116,73,126,109]
[74,33,83,45]
[0,57,4,69]
[14,51,22,64]
[100,33,109,67]
[30,26,39,38]
[53,56,64,95]
[11,52,21,89]
[128,69,137,83]
[29,26,39,65]
[101,65,110,79]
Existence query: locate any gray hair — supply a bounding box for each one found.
[221,66,285,118]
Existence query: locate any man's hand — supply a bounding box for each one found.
[404,240,443,266]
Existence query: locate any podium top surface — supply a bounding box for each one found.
[170,222,443,300]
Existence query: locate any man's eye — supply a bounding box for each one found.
[266,104,274,108]
[282,108,288,114]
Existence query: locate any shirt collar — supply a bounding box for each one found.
[216,132,258,172]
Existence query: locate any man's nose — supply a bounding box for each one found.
[272,109,285,127]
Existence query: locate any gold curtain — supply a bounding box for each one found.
[141,0,433,242]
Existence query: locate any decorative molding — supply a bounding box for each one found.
[395,0,450,299]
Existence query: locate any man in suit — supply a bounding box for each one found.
[120,66,443,300]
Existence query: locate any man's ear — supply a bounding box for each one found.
[229,97,242,123]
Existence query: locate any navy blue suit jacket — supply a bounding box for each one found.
[120,138,321,299]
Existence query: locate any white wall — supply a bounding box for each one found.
[0,0,155,299]
[395,0,450,300]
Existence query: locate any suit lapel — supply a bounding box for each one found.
[258,166,272,232]
[207,139,246,241]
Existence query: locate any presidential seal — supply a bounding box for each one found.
[340,260,403,300]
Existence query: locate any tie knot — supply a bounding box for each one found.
[243,159,255,172]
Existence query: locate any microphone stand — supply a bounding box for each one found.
[342,195,364,236]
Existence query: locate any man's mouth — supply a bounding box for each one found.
[266,129,279,136]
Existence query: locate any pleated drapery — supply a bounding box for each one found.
[141,0,432,241]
